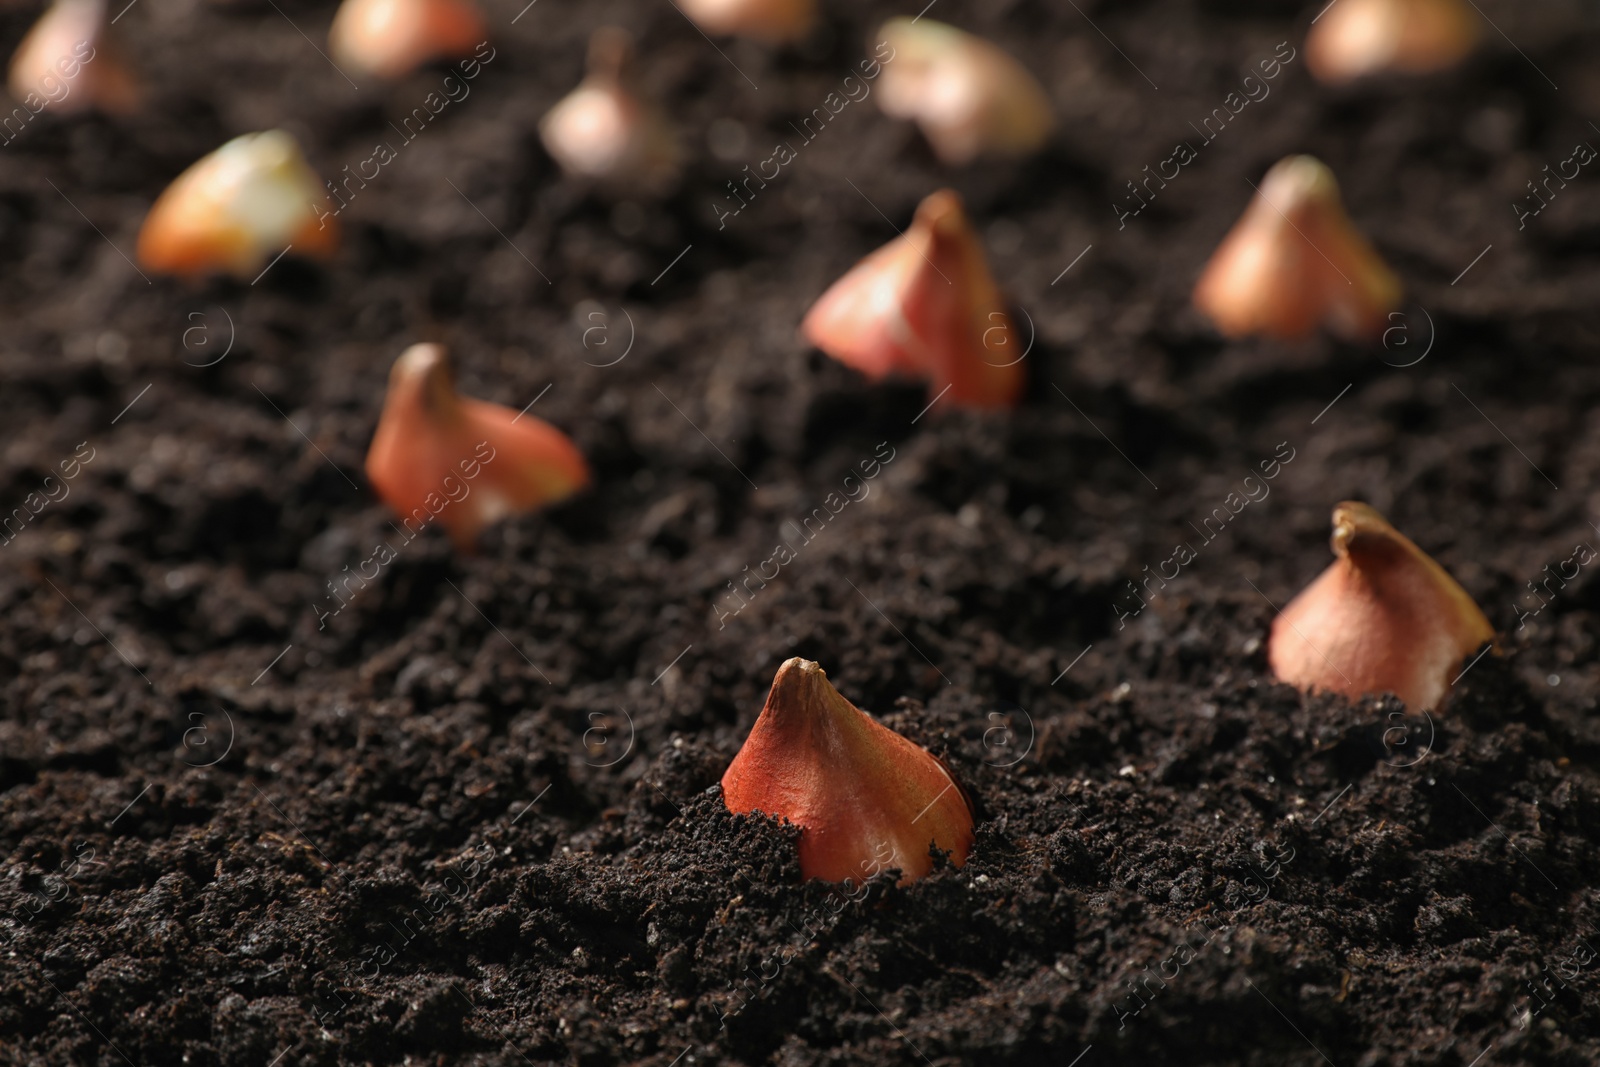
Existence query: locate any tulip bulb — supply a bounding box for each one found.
[874,17,1052,165]
[1308,0,1479,85]
[328,0,487,81]
[364,344,590,551]
[677,0,815,43]
[538,28,680,193]
[722,658,975,885]
[801,188,1023,411]
[1193,155,1401,342]
[1269,501,1495,711]
[137,130,337,280]
[7,0,139,117]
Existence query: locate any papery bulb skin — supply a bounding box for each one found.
[1193,155,1401,342]
[328,0,487,80]
[364,344,589,552]
[1268,501,1495,711]
[8,0,139,117]
[875,17,1052,165]
[678,0,815,43]
[538,27,680,194]
[801,188,1023,411]
[137,130,337,280]
[722,658,975,885]
[1308,0,1479,85]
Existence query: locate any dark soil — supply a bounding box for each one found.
[4,0,1600,1063]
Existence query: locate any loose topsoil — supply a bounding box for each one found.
[4,0,1600,1063]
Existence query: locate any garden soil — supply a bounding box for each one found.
[3,0,1600,1063]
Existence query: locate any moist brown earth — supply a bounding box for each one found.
[3,0,1600,1063]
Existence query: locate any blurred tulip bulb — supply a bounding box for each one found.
[7,0,139,117]
[137,130,337,280]
[723,658,975,885]
[1194,155,1400,341]
[1269,501,1495,711]
[329,0,487,80]
[539,28,680,193]
[802,188,1024,411]
[365,344,589,552]
[677,0,815,43]
[1308,0,1479,85]
[875,17,1052,165]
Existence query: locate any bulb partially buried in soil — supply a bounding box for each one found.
[539,27,680,195]
[677,0,815,43]
[136,130,337,280]
[8,0,139,117]
[722,658,975,885]
[1307,0,1480,85]
[1193,155,1401,342]
[801,188,1024,411]
[874,17,1052,165]
[1268,501,1495,712]
[328,0,487,80]
[364,343,590,552]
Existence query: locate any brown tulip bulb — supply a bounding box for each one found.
[7,0,139,117]
[723,659,975,885]
[1194,155,1401,342]
[1308,0,1480,85]
[801,188,1023,411]
[328,0,488,81]
[137,130,337,280]
[365,344,589,552]
[538,27,680,194]
[875,17,1052,165]
[677,0,815,43]
[1269,501,1495,711]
